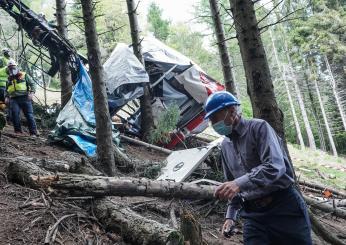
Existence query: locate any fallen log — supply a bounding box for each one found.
[304,195,346,219]
[6,157,215,201]
[93,198,183,245]
[33,174,216,200]
[299,179,346,198]
[309,209,345,245]
[6,157,53,187]
[6,158,184,244]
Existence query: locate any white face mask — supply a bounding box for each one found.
[9,67,19,76]
[211,110,237,136]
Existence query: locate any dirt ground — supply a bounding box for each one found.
[0,125,345,244]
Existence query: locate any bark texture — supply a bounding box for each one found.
[126,0,154,141]
[209,0,237,95]
[56,0,73,107]
[5,157,183,244]
[305,196,346,219]
[180,209,203,245]
[229,0,285,140]
[81,0,116,175]
[309,209,345,245]
[93,198,183,245]
[34,174,215,200]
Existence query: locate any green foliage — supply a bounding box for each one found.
[148,104,180,144]
[33,102,61,129]
[69,0,131,60]
[335,132,346,155]
[289,2,346,63]
[166,24,223,82]
[240,99,253,119]
[49,77,61,89]
[142,164,162,179]
[147,3,170,41]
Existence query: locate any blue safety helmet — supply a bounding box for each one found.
[204,91,240,119]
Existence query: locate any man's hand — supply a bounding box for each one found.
[214,181,240,200]
[4,97,9,105]
[28,92,34,101]
[222,219,235,238]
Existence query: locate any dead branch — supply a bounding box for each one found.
[299,180,346,198]
[260,17,304,32]
[170,205,179,229]
[309,209,345,245]
[120,134,172,154]
[304,195,346,219]
[256,0,285,25]
[93,197,183,244]
[44,214,76,245]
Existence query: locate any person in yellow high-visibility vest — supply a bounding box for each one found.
[0,48,11,104]
[5,60,38,136]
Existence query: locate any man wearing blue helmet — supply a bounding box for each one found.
[205,91,311,244]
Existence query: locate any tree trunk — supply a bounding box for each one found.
[209,0,237,96]
[56,0,72,107]
[126,0,154,141]
[284,41,316,149]
[93,198,183,245]
[304,74,327,151]
[283,67,305,148]
[180,209,203,245]
[324,54,346,131]
[33,174,216,200]
[81,0,116,175]
[229,0,285,140]
[313,78,338,156]
[269,30,305,148]
[5,156,103,187]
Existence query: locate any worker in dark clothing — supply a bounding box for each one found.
[5,60,38,136]
[204,91,312,245]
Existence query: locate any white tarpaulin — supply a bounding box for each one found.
[174,65,209,104]
[141,37,204,71]
[103,43,149,94]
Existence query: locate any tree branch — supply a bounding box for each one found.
[257,0,285,26]
[260,16,304,32]
[98,24,126,36]
[220,2,245,32]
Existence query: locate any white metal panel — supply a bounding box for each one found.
[157,137,224,182]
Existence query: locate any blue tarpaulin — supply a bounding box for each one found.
[49,61,120,156]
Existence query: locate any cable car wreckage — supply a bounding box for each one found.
[0,0,226,181]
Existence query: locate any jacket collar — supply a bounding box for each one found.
[229,117,247,138]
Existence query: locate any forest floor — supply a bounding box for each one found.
[0,125,345,244]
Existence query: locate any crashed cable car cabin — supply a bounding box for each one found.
[0,0,225,151]
[104,37,225,149]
